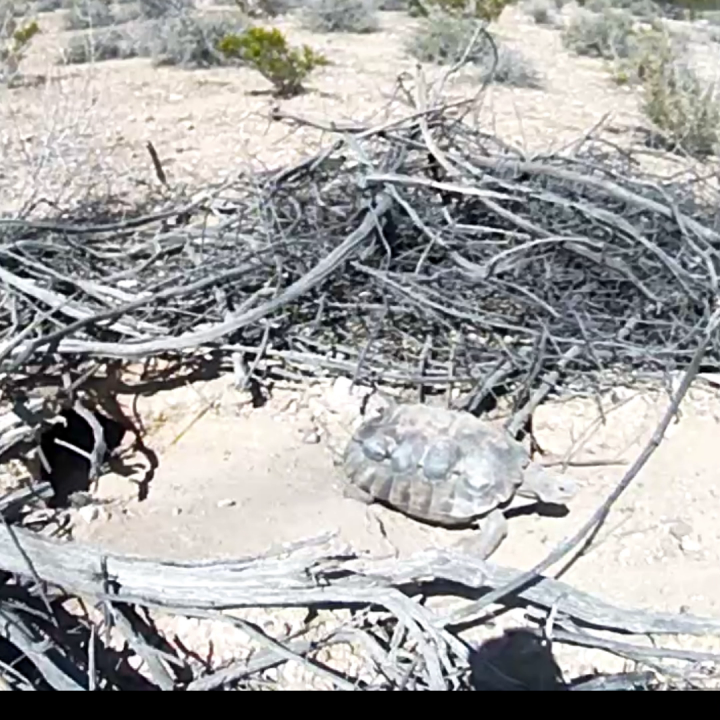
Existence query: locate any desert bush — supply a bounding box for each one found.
[149,11,245,67]
[579,0,660,16]
[230,0,300,15]
[0,3,40,84]
[523,0,557,23]
[2,0,29,14]
[376,0,409,8]
[635,29,720,156]
[35,0,64,11]
[138,0,195,18]
[217,26,329,96]
[491,44,543,86]
[64,0,119,29]
[407,13,542,86]
[406,11,491,63]
[408,0,514,21]
[61,25,139,62]
[301,0,380,33]
[561,7,637,59]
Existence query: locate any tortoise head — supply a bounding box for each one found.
[517,462,578,505]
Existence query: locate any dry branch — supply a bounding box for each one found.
[2,74,720,689]
[1,524,719,639]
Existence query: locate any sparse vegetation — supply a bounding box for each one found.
[217,26,329,96]
[230,0,299,15]
[148,11,246,67]
[560,4,720,158]
[407,12,542,87]
[59,9,246,68]
[409,0,514,22]
[138,0,196,18]
[523,0,557,23]
[491,44,543,87]
[579,0,661,18]
[63,0,121,29]
[61,24,139,62]
[406,11,490,63]
[635,28,720,156]
[0,2,40,85]
[301,0,380,33]
[561,7,637,59]
[35,0,64,11]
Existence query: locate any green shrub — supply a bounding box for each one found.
[218,26,329,97]
[301,0,380,33]
[0,5,40,85]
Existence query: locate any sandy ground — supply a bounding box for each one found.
[3,0,720,689]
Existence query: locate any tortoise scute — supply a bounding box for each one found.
[422,437,461,481]
[389,432,427,475]
[361,432,395,462]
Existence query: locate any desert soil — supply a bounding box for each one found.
[3,0,720,689]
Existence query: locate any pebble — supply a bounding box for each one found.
[669,519,693,540]
[302,430,321,444]
[217,498,236,508]
[680,536,702,554]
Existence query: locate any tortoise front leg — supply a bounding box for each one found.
[343,483,375,506]
[454,509,509,560]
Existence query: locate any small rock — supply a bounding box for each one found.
[680,536,702,554]
[217,499,236,508]
[669,520,693,540]
[302,430,321,444]
[172,507,182,517]
[78,505,99,524]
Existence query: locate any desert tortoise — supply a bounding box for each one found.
[342,401,577,559]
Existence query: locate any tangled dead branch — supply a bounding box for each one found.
[2,63,720,688]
